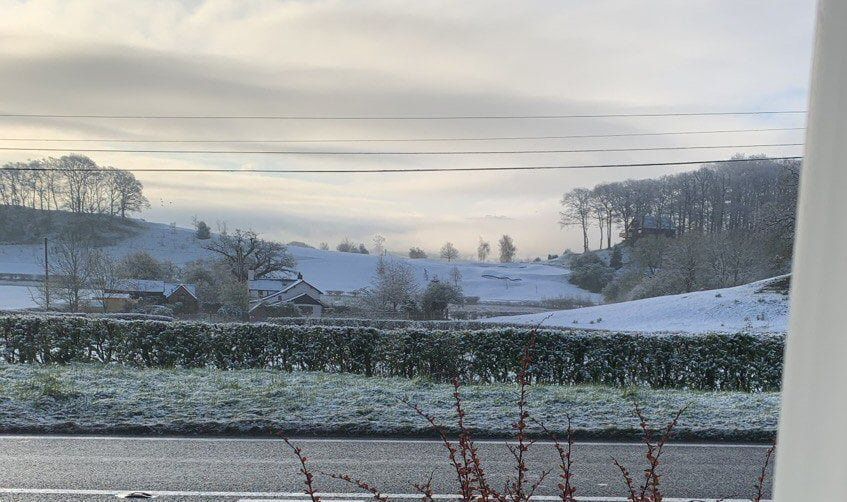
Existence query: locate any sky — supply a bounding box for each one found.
[0,0,816,258]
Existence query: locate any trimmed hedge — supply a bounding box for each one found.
[0,315,784,391]
[266,317,499,330]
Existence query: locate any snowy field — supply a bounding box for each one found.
[0,220,599,304]
[0,284,38,310]
[0,364,777,441]
[486,276,790,334]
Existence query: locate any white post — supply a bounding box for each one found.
[774,0,847,499]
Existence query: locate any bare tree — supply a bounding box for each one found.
[56,155,99,214]
[372,234,386,256]
[440,242,459,262]
[663,232,703,293]
[498,234,517,263]
[560,188,593,252]
[111,169,149,217]
[700,232,761,288]
[633,235,671,276]
[449,265,462,289]
[1,155,148,218]
[205,228,296,282]
[361,257,419,317]
[89,251,122,312]
[593,183,617,249]
[32,230,97,312]
[477,237,491,262]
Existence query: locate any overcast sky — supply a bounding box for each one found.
[0,0,816,257]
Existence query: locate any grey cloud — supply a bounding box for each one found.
[0,0,815,255]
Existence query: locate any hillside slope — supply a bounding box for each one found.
[485,276,790,333]
[0,219,599,304]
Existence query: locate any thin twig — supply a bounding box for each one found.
[411,470,436,502]
[324,472,388,501]
[281,437,321,502]
[534,417,577,501]
[753,441,776,502]
[402,397,473,500]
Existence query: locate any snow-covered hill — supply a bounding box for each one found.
[0,284,39,310]
[0,220,599,304]
[485,276,790,334]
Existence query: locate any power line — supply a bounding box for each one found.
[0,127,806,144]
[0,143,804,156]
[2,156,803,174]
[0,110,808,120]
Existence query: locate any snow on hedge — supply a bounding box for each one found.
[0,315,784,391]
[0,364,778,441]
[486,276,790,334]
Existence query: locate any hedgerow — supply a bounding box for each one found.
[266,317,498,330]
[0,315,783,391]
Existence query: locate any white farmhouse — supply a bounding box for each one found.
[247,271,325,319]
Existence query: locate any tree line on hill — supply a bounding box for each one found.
[560,155,800,302]
[0,155,148,218]
[560,155,799,255]
[327,234,519,264]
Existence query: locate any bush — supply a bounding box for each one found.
[602,270,644,302]
[194,220,211,240]
[0,315,783,391]
[408,247,427,259]
[540,297,595,310]
[609,246,623,269]
[421,280,463,319]
[568,253,614,293]
[257,304,302,318]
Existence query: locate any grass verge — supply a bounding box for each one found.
[0,364,778,441]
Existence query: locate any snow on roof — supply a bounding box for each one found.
[113,279,166,293]
[164,283,197,299]
[111,279,196,298]
[640,215,675,230]
[94,292,132,299]
[248,290,325,312]
[248,278,295,291]
[248,280,326,312]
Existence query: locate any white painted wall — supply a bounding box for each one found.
[775,0,847,499]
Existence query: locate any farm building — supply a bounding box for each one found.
[106,279,199,313]
[248,272,325,320]
[624,215,677,241]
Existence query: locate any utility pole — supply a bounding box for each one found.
[775,0,847,499]
[43,237,49,311]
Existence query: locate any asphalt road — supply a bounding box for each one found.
[0,435,773,501]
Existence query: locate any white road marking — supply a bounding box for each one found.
[0,435,772,449]
[0,488,771,501]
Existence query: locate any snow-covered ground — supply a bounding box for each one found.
[0,220,599,304]
[0,364,778,440]
[0,284,38,310]
[486,276,790,334]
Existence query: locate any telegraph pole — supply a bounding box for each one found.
[43,237,49,311]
